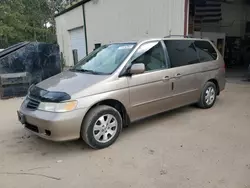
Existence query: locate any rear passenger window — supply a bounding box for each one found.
[164,40,200,68]
[194,41,217,62]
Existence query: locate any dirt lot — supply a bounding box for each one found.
[0,83,250,188]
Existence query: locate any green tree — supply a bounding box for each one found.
[0,0,26,47]
[0,0,66,48]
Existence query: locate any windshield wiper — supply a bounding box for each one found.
[70,68,102,75]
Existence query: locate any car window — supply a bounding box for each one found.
[194,40,217,62]
[71,43,136,74]
[130,41,166,72]
[164,40,200,68]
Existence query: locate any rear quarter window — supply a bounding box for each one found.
[164,40,200,68]
[194,40,218,62]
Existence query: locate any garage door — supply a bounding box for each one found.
[70,27,86,62]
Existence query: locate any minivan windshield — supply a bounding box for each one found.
[71,43,136,75]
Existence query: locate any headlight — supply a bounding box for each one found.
[38,101,78,112]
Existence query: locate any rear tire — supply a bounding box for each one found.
[81,105,122,149]
[198,82,217,109]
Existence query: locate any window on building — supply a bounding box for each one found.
[130,41,166,72]
[194,40,217,62]
[164,40,200,68]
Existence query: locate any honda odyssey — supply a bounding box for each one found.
[17,38,226,149]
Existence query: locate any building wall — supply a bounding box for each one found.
[199,1,250,37]
[84,0,185,53]
[55,6,84,66]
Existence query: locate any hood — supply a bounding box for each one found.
[37,71,109,95]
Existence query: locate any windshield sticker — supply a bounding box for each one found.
[118,45,134,50]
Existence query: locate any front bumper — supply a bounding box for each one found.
[18,104,88,141]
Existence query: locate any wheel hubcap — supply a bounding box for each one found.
[93,114,118,143]
[205,86,215,105]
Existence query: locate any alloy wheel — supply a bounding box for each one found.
[205,86,215,105]
[93,114,118,143]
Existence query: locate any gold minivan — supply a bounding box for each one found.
[18,38,226,149]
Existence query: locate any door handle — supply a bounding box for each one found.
[175,73,182,78]
[162,76,170,81]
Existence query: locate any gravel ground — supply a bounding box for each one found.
[0,83,250,188]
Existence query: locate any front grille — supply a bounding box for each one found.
[26,97,40,110]
[25,123,39,133]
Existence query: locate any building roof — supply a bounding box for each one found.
[54,0,91,17]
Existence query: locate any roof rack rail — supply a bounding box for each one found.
[164,35,193,38]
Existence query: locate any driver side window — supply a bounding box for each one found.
[130,41,166,72]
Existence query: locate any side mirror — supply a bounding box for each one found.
[129,63,145,75]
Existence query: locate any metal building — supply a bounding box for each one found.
[55,0,188,66]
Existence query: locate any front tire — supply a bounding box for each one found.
[81,105,122,149]
[198,82,217,109]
